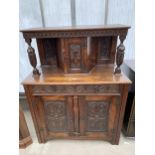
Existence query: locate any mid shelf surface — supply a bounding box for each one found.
[22,64,131,85]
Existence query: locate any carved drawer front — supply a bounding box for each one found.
[32,84,120,95]
[79,95,120,140]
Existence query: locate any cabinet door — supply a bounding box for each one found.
[79,96,120,141]
[34,96,75,141]
[64,38,87,73]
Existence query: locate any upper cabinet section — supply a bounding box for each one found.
[20,25,130,74]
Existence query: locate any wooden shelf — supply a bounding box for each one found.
[22,64,131,85]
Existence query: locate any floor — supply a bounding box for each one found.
[19,102,135,155]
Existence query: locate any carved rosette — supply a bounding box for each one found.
[114,34,126,74]
[25,38,40,75]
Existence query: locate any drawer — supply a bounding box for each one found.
[31,85,120,95]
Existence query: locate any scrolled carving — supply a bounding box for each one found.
[56,85,65,93]
[25,38,40,75]
[32,85,120,94]
[76,85,85,92]
[114,34,127,74]
[65,86,75,93]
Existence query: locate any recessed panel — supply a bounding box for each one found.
[44,101,68,132]
[86,101,109,132]
[69,44,82,69]
[44,39,58,66]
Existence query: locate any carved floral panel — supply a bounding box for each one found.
[86,101,109,132]
[44,101,67,131]
[69,44,81,69]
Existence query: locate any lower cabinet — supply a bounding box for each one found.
[33,95,120,143]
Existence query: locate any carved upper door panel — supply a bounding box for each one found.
[64,38,87,73]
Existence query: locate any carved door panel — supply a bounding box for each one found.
[64,38,87,73]
[79,96,120,140]
[35,96,75,141]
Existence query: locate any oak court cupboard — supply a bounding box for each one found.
[20,25,131,145]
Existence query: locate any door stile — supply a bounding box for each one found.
[73,96,80,134]
[35,97,48,143]
[66,96,74,131]
[79,96,86,135]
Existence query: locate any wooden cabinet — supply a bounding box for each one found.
[24,82,129,144]
[32,94,120,142]
[21,25,131,145]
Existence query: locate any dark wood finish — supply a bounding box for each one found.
[25,38,40,75]
[122,60,135,137]
[22,65,130,144]
[78,95,120,141]
[96,36,117,64]
[21,25,130,74]
[114,34,127,74]
[19,104,32,148]
[21,25,131,145]
[36,38,59,66]
[22,65,131,85]
[20,25,130,39]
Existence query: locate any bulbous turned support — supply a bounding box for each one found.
[25,38,40,76]
[114,34,126,74]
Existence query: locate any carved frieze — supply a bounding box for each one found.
[32,85,120,95]
[23,29,128,39]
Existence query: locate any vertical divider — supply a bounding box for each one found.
[67,96,74,131]
[79,96,86,135]
[73,95,79,133]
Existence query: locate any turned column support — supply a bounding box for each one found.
[25,38,40,76]
[114,34,127,74]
